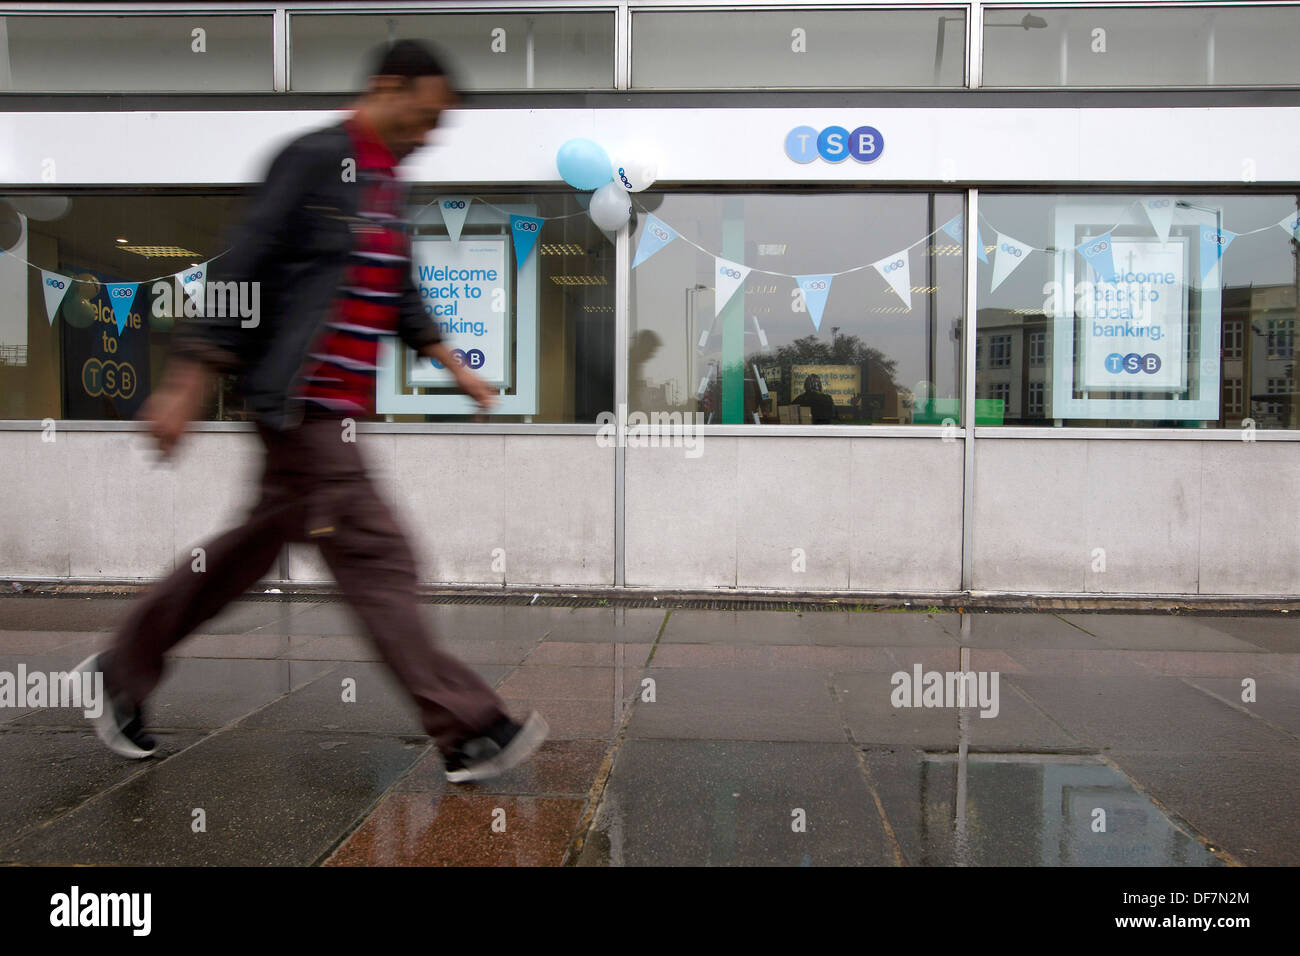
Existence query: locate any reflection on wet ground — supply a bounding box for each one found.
[0,598,1293,865]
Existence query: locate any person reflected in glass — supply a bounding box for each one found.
[628,329,662,412]
[793,373,837,424]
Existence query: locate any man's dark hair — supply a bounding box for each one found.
[370,39,455,88]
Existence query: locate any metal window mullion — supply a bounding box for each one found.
[273,8,287,92]
[615,1,630,90]
[961,187,979,592]
[968,0,982,89]
[614,203,630,587]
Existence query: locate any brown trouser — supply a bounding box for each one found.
[105,408,507,752]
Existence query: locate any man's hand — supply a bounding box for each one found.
[422,341,497,412]
[136,359,211,459]
[454,366,498,412]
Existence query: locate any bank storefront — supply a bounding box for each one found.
[2,0,1298,598]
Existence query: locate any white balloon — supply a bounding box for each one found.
[588,182,632,231]
[610,151,659,193]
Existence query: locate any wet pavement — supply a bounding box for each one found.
[0,596,1295,866]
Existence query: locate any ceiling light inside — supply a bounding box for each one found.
[117,244,201,259]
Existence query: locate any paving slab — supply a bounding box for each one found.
[4,729,425,865]
[324,794,585,866]
[625,668,845,742]
[14,658,338,731]
[395,738,608,797]
[1060,614,1267,652]
[534,606,667,644]
[523,641,654,668]
[0,598,136,632]
[1107,750,1300,866]
[0,727,207,855]
[0,630,105,654]
[647,643,899,671]
[961,613,1110,649]
[423,604,561,643]
[1198,617,1300,653]
[861,751,1223,867]
[1008,674,1297,754]
[576,739,895,866]
[496,697,628,740]
[240,661,511,736]
[819,611,958,647]
[496,664,640,702]
[1180,676,1300,737]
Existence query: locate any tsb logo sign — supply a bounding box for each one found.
[785,125,884,164]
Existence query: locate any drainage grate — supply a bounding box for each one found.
[6,581,1299,615]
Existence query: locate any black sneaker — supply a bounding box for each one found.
[443,711,548,783]
[75,653,157,760]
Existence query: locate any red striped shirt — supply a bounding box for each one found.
[297,113,408,416]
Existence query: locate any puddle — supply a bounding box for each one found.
[914,753,1224,866]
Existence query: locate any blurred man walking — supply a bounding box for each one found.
[77,40,546,783]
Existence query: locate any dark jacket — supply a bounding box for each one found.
[171,120,443,430]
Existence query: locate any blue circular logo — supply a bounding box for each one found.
[1142,353,1161,374]
[816,126,851,163]
[1123,353,1143,373]
[784,126,819,164]
[848,126,884,163]
[466,349,485,369]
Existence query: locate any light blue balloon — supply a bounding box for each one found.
[556,138,612,191]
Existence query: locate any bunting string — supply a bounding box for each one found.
[2,193,1296,330]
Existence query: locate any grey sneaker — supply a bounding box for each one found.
[443,711,549,783]
[75,653,157,760]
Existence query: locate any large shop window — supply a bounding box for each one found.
[0,15,274,91]
[983,5,1300,87]
[0,190,613,425]
[631,8,966,88]
[628,192,966,425]
[975,193,1300,428]
[289,12,615,91]
[384,190,614,424]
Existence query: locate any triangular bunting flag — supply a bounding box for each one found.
[1276,211,1300,242]
[794,275,834,330]
[1199,226,1236,280]
[632,214,677,269]
[940,215,963,245]
[510,215,544,269]
[438,196,472,247]
[990,233,1033,292]
[714,258,750,316]
[176,262,207,316]
[105,282,138,333]
[1142,197,1176,245]
[872,249,912,311]
[1077,232,1117,282]
[942,214,988,262]
[40,270,71,325]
